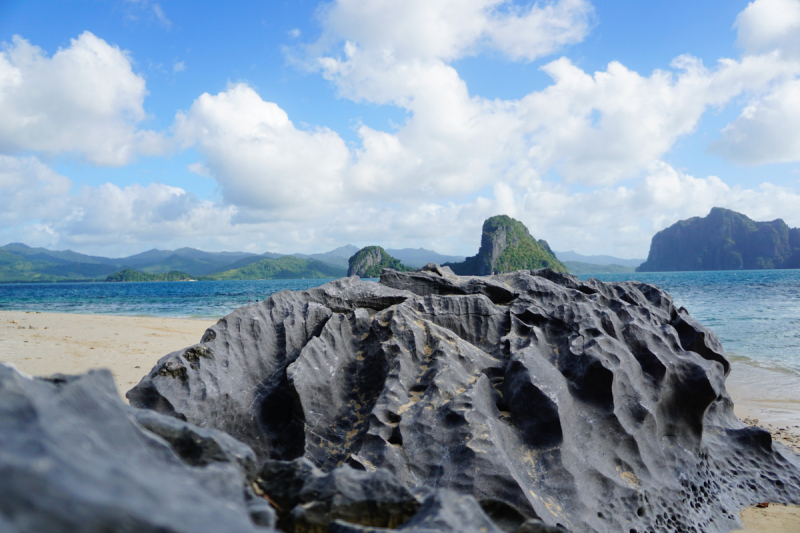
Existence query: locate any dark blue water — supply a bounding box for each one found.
[1,271,798,373]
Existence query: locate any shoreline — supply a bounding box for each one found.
[2,310,799,531]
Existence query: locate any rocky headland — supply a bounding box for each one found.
[637,207,800,272]
[444,216,567,275]
[348,246,412,277]
[3,266,800,532]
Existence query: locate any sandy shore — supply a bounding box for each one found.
[0,310,215,397]
[1,310,799,532]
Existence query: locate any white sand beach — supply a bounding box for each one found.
[0,310,215,396]
[1,309,799,532]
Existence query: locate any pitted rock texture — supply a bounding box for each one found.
[0,364,275,533]
[129,265,800,532]
[256,458,420,532]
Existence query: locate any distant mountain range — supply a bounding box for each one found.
[0,243,465,283]
[0,240,646,282]
[553,250,644,268]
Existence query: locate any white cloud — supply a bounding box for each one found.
[288,28,301,38]
[315,0,593,63]
[735,0,800,57]
[0,32,166,165]
[174,84,350,218]
[152,4,172,29]
[173,60,186,73]
[711,78,800,164]
[298,0,800,188]
[0,156,71,228]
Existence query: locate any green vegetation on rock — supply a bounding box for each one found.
[205,256,346,280]
[637,207,800,272]
[444,215,567,275]
[347,246,412,277]
[105,269,195,282]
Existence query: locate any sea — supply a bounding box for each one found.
[1,270,798,378]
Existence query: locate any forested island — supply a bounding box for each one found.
[347,246,412,277]
[638,207,800,272]
[444,215,567,275]
[105,269,195,282]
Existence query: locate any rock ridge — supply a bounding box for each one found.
[126,265,800,532]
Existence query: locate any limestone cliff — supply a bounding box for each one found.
[347,246,411,277]
[638,207,800,272]
[444,215,567,275]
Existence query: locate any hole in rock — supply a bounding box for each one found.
[637,507,645,517]
[385,411,401,424]
[258,374,305,461]
[409,383,427,393]
[388,426,403,446]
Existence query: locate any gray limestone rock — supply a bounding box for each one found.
[255,458,420,532]
[129,267,800,532]
[327,490,503,533]
[0,364,276,533]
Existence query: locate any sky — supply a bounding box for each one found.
[1,0,800,259]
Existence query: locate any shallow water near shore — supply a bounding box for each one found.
[1,270,799,377]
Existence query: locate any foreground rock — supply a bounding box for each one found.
[129,266,800,532]
[0,365,276,532]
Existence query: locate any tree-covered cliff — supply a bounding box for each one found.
[444,215,567,275]
[637,207,800,272]
[347,246,412,277]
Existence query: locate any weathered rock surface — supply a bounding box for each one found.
[0,364,276,533]
[444,215,567,275]
[256,458,420,532]
[129,265,800,532]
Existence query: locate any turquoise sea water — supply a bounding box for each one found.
[1,270,798,374]
[0,279,335,319]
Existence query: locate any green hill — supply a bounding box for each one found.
[0,250,118,282]
[205,256,347,280]
[347,246,412,277]
[105,269,195,282]
[444,215,567,275]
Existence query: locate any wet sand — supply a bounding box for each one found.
[1,310,799,532]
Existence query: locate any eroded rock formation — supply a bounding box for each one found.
[128,265,800,532]
[0,365,275,533]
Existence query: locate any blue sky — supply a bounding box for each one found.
[2,0,800,259]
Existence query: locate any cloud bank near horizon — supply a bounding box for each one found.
[2,0,800,258]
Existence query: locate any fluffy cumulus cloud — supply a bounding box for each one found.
[0,32,165,166]
[174,84,350,218]
[712,0,800,164]
[315,0,593,63]
[0,156,72,228]
[735,0,800,57]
